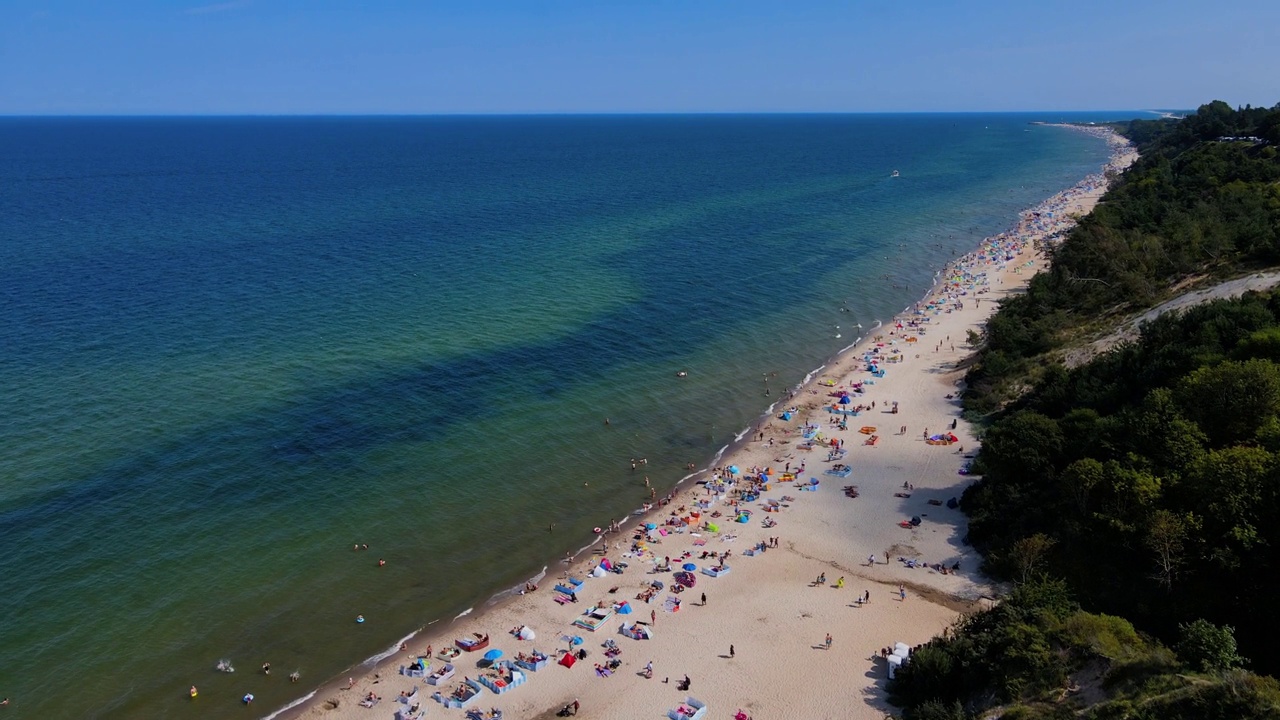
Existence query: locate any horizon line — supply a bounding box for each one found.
[0,108,1174,119]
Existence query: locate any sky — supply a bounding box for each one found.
[1,0,1277,115]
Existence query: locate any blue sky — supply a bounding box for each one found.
[1,0,1277,114]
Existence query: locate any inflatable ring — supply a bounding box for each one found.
[593,527,602,534]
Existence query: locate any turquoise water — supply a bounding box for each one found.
[0,114,1122,718]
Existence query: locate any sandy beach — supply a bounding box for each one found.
[282,128,1137,720]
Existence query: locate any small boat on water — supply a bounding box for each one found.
[455,633,490,652]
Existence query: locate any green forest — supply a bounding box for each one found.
[889,102,1280,719]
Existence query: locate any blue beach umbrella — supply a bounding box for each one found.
[483,649,503,662]
[682,563,697,571]
[644,523,657,530]
[727,465,740,475]
[571,636,584,646]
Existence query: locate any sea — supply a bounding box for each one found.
[0,113,1128,718]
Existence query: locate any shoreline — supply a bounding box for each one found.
[272,126,1136,720]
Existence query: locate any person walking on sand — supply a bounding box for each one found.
[730,644,735,658]
[651,609,657,624]
[825,633,833,649]
[701,592,707,606]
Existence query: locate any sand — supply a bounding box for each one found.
[283,128,1137,720]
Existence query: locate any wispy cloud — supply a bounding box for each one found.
[185,0,251,15]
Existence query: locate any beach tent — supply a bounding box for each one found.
[558,652,576,669]
[705,522,720,533]
[616,602,633,615]
[517,626,535,640]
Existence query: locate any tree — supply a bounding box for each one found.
[1061,458,1104,516]
[1177,619,1245,673]
[1147,509,1194,590]
[1009,533,1057,583]
[1176,360,1280,446]
[907,699,966,720]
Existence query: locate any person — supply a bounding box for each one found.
[729,644,735,658]
[835,577,845,588]
[701,592,707,606]
[573,699,580,713]
[189,685,198,698]
[683,675,692,690]
[825,633,833,649]
[644,660,653,678]
[289,671,300,683]
[900,586,907,601]
[378,558,386,566]
[243,694,254,705]
[262,662,270,675]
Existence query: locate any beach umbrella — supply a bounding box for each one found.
[571,636,584,646]
[644,523,657,530]
[839,395,851,404]
[682,563,697,571]
[483,649,503,662]
[727,465,739,475]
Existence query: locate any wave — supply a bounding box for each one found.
[801,364,826,385]
[363,628,420,666]
[485,566,550,606]
[710,444,730,467]
[733,426,751,442]
[453,607,473,621]
[258,690,316,720]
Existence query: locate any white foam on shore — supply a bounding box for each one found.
[453,607,473,621]
[710,444,730,466]
[365,628,420,665]
[801,365,826,385]
[678,468,708,484]
[872,320,883,329]
[258,690,316,720]
[733,427,750,442]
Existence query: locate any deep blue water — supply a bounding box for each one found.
[0,113,1126,718]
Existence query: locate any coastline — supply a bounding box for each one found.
[272,127,1137,720]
